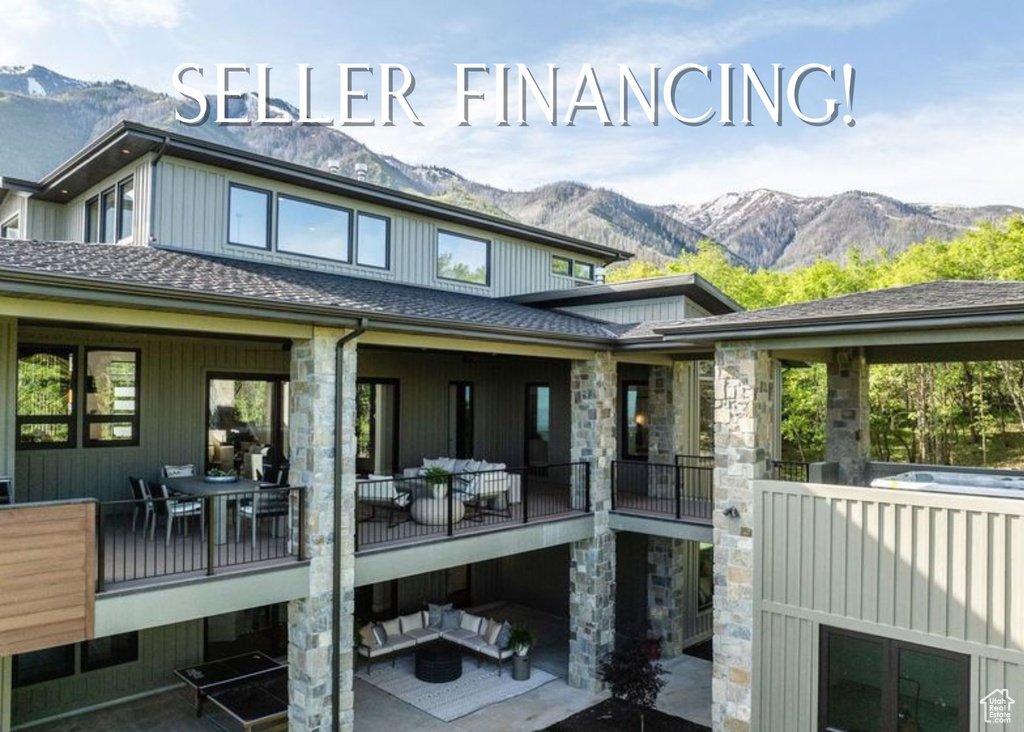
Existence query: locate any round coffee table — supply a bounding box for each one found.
[415,642,462,683]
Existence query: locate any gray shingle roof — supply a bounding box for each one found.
[656,280,1024,338]
[0,239,624,342]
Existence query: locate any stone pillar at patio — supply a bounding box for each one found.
[713,343,777,732]
[568,352,617,693]
[825,347,870,486]
[288,327,358,732]
[647,536,689,657]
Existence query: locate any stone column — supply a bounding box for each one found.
[568,352,617,692]
[647,364,675,465]
[825,347,870,485]
[713,344,777,732]
[646,536,688,657]
[288,327,357,732]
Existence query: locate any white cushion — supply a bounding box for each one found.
[478,643,515,660]
[460,635,488,651]
[466,459,485,473]
[163,464,195,478]
[405,628,442,643]
[460,612,483,634]
[441,628,478,643]
[485,619,502,645]
[399,612,424,633]
[381,618,401,637]
[453,459,471,474]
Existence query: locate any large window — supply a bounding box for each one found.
[437,231,490,285]
[356,379,399,477]
[621,381,649,460]
[207,375,290,474]
[276,194,351,261]
[356,212,390,269]
[16,347,76,448]
[117,177,134,240]
[228,184,271,249]
[84,349,140,447]
[13,645,76,688]
[819,626,969,732]
[84,176,134,244]
[80,632,138,673]
[551,254,597,284]
[1,214,19,239]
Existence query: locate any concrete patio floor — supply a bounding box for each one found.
[21,605,711,732]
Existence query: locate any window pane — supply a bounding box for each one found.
[81,632,138,673]
[13,645,75,687]
[18,350,74,418]
[698,361,714,456]
[228,185,270,248]
[574,261,594,280]
[85,198,100,243]
[897,647,965,732]
[277,196,350,261]
[19,423,69,444]
[1,215,19,239]
[100,189,116,243]
[552,256,571,276]
[437,232,489,285]
[697,543,713,611]
[824,632,884,732]
[118,179,134,239]
[447,382,474,459]
[526,384,550,466]
[208,378,288,473]
[86,350,137,417]
[356,380,398,476]
[623,383,649,459]
[356,213,389,268]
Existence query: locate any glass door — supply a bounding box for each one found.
[447,381,474,459]
[207,375,289,476]
[620,380,649,460]
[525,383,551,467]
[356,378,400,477]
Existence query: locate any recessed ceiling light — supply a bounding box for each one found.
[121,148,131,155]
[60,189,68,194]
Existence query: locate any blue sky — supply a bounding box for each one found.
[1,0,1022,206]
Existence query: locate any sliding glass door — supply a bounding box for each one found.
[525,383,551,466]
[356,378,400,477]
[207,375,289,475]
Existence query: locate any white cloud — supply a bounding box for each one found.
[76,0,184,29]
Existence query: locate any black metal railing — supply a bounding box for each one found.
[613,460,713,522]
[770,460,809,482]
[96,485,305,591]
[355,462,590,552]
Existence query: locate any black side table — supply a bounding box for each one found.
[415,642,462,683]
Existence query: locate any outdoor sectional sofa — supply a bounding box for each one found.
[357,607,514,675]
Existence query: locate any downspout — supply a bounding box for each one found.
[147,136,169,244]
[333,318,368,732]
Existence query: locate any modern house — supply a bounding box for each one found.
[0,122,736,731]
[1,122,1022,732]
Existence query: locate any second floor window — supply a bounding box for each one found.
[228,184,271,249]
[437,231,490,285]
[356,213,390,269]
[1,215,19,239]
[276,195,352,262]
[85,176,134,243]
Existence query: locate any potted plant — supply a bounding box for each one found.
[422,466,451,499]
[508,624,536,680]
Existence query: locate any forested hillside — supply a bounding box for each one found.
[611,217,1024,467]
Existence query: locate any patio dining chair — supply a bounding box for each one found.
[162,464,196,478]
[127,476,154,534]
[235,484,290,548]
[148,481,205,546]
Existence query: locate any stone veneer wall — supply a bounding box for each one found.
[287,328,358,732]
[568,353,617,692]
[825,347,870,485]
[713,344,777,732]
[647,536,688,657]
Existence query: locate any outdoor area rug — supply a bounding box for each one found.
[355,655,557,721]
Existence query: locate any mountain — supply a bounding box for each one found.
[0,66,1019,269]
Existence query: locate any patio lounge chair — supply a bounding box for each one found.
[356,475,410,527]
[148,480,205,546]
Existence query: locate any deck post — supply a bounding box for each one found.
[825,347,871,485]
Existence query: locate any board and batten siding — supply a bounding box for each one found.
[13,326,290,505]
[0,195,26,235]
[11,619,203,726]
[62,155,153,246]
[557,295,687,325]
[359,348,571,470]
[152,156,602,297]
[753,479,1024,731]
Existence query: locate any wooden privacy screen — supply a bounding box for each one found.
[0,502,96,656]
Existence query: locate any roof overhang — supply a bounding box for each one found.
[506,273,741,315]
[14,122,631,264]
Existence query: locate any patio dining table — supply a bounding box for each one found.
[165,476,265,545]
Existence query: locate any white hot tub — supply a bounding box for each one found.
[869,470,1024,499]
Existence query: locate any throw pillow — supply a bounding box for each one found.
[460,612,483,634]
[485,618,502,645]
[440,609,462,631]
[399,612,423,633]
[359,623,376,648]
[496,621,512,650]
[381,618,401,637]
[371,624,388,646]
[428,603,452,628]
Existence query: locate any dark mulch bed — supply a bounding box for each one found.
[684,639,712,662]
[544,698,711,732]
